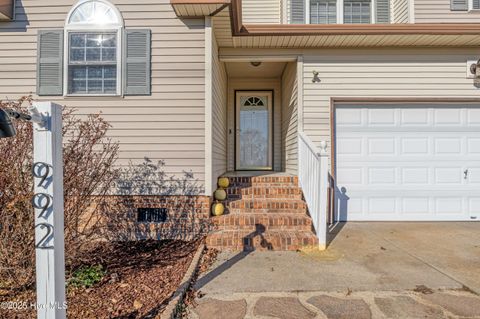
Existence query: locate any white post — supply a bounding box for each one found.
[318,141,329,250]
[32,102,66,319]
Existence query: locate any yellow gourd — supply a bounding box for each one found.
[214,188,227,201]
[211,202,225,216]
[218,177,230,189]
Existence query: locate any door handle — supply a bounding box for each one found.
[464,169,469,180]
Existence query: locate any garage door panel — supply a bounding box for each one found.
[402,197,430,214]
[468,138,480,153]
[434,108,462,125]
[335,104,480,222]
[402,138,429,154]
[402,167,429,184]
[434,138,462,154]
[467,109,480,125]
[369,167,396,185]
[368,108,395,125]
[401,108,429,125]
[469,199,480,215]
[368,138,396,155]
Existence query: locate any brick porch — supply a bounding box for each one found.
[206,173,318,251]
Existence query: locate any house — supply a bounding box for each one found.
[0,0,479,250]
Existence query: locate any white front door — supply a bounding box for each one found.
[236,91,273,170]
[335,104,480,221]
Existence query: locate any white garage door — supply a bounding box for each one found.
[335,104,480,221]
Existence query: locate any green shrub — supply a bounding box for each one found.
[69,265,106,288]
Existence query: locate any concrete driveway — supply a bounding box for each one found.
[190,222,480,319]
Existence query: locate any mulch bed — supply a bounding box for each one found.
[0,239,201,319]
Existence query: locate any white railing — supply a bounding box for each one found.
[298,132,329,250]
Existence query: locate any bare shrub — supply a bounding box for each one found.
[0,97,119,290]
[102,158,212,242]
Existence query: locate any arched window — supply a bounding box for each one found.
[65,0,123,95]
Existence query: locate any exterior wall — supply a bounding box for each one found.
[242,0,282,24]
[302,48,480,150]
[227,78,282,172]
[103,195,212,240]
[392,0,409,23]
[0,0,207,193]
[211,35,228,188]
[281,62,298,174]
[415,0,480,23]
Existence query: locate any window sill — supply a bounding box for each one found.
[63,94,123,98]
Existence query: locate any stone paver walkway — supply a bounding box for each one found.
[189,290,480,319]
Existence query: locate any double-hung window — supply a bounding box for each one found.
[68,33,118,94]
[343,0,372,24]
[36,0,152,97]
[310,0,337,24]
[291,0,390,24]
[65,0,122,96]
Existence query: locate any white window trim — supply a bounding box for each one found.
[63,0,124,97]
[305,0,377,24]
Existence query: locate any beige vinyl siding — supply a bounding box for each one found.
[227,79,282,171]
[0,0,207,193]
[302,48,480,150]
[242,0,282,24]
[392,0,409,23]
[211,35,228,188]
[415,0,480,23]
[281,62,298,174]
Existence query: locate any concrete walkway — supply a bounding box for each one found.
[189,222,480,319]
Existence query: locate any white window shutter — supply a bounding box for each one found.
[451,0,468,11]
[123,29,151,96]
[291,0,306,23]
[376,0,390,23]
[37,30,64,96]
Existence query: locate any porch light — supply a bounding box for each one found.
[0,107,45,139]
[250,61,262,67]
[0,109,16,138]
[312,70,321,83]
[470,59,480,77]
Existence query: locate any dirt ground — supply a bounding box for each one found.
[0,239,201,319]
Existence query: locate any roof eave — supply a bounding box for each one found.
[171,0,480,37]
[0,0,14,21]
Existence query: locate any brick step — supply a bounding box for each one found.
[227,208,307,214]
[206,229,318,251]
[226,194,303,201]
[226,186,303,196]
[211,213,313,231]
[227,182,299,189]
[224,176,299,185]
[227,199,307,210]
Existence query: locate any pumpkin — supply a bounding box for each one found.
[211,202,225,216]
[214,188,227,201]
[218,177,230,189]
